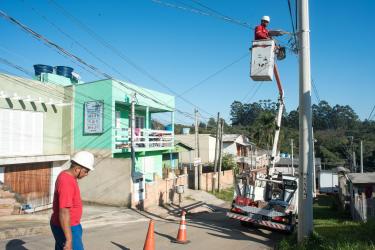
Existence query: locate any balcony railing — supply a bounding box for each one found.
[114,128,174,150]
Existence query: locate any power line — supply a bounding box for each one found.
[151,0,253,29]
[287,0,298,51]
[177,52,249,97]
[47,0,214,119]
[0,10,200,122]
[368,104,375,120]
[20,0,134,83]
[311,78,321,104]
[246,83,262,104]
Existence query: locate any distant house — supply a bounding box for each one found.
[175,134,216,164]
[222,134,256,169]
[275,157,322,177]
[347,172,375,221]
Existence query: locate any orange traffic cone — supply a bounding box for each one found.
[172,210,190,244]
[143,219,155,250]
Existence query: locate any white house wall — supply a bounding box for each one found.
[223,142,237,156]
[175,134,215,164]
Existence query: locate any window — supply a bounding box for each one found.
[135,116,145,129]
[0,109,43,156]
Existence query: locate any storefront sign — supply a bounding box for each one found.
[84,101,104,134]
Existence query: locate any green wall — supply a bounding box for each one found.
[74,80,113,151]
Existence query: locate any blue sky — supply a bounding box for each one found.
[1,0,374,125]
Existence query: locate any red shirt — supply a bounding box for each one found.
[254,25,269,40]
[51,171,82,226]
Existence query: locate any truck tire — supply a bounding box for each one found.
[240,221,252,227]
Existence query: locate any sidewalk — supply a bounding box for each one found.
[0,205,147,241]
[0,189,229,241]
[141,189,230,221]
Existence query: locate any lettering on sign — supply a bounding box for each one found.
[84,101,104,134]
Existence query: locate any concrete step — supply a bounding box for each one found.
[0,198,17,205]
[0,190,16,199]
[0,207,14,216]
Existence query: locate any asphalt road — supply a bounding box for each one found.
[0,209,283,250]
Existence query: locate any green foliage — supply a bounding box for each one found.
[209,187,234,202]
[277,195,375,250]
[221,153,237,171]
[228,99,375,171]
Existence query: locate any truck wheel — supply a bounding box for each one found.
[240,221,252,227]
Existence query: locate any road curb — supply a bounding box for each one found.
[0,225,50,241]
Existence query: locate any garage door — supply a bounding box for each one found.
[4,162,51,208]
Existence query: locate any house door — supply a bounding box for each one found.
[4,162,51,208]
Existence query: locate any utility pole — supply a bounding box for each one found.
[353,151,357,173]
[360,140,364,173]
[131,94,136,177]
[217,119,224,192]
[349,136,354,172]
[312,129,316,198]
[298,0,314,242]
[291,139,295,176]
[194,108,200,190]
[212,112,220,192]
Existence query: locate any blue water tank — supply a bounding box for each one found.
[33,64,53,76]
[165,124,173,131]
[55,66,74,79]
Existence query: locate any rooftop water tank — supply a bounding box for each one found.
[33,64,53,76]
[55,66,74,79]
[182,128,190,134]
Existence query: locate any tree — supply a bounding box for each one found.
[230,101,245,125]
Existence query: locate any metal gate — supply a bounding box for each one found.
[4,162,52,208]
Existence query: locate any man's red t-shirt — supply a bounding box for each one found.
[51,171,82,226]
[254,25,269,40]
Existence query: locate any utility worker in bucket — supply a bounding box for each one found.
[254,15,271,40]
[50,151,95,250]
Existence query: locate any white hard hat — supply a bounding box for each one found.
[71,151,95,171]
[261,16,270,22]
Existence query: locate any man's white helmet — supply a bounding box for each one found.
[261,16,270,22]
[71,151,95,171]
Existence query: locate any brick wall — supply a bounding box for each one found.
[142,173,188,209]
[200,169,234,192]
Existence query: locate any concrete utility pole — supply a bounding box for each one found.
[291,139,295,176]
[212,112,220,192]
[217,119,224,192]
[131,94,136,177]
[297,0,314,242]
[360,140,364,173]
[194,108,201,190]
[312,129,316,198]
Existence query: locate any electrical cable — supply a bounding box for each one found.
[0,10,201,122]
[152,0,253,29]
[47,0,214,119]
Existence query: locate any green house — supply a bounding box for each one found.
[73,79,175,181]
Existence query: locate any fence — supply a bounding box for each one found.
[352,193,375,221]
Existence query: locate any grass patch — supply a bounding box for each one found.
[277,195,375,250]
[209,187,234,203]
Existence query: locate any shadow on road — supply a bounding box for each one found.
[110,241,130,250]
[155,231,176,242]
[186,203,283,247]
[5,239,28,250]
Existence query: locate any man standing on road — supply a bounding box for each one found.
[254,16,271,40]
[50,151,95,250]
